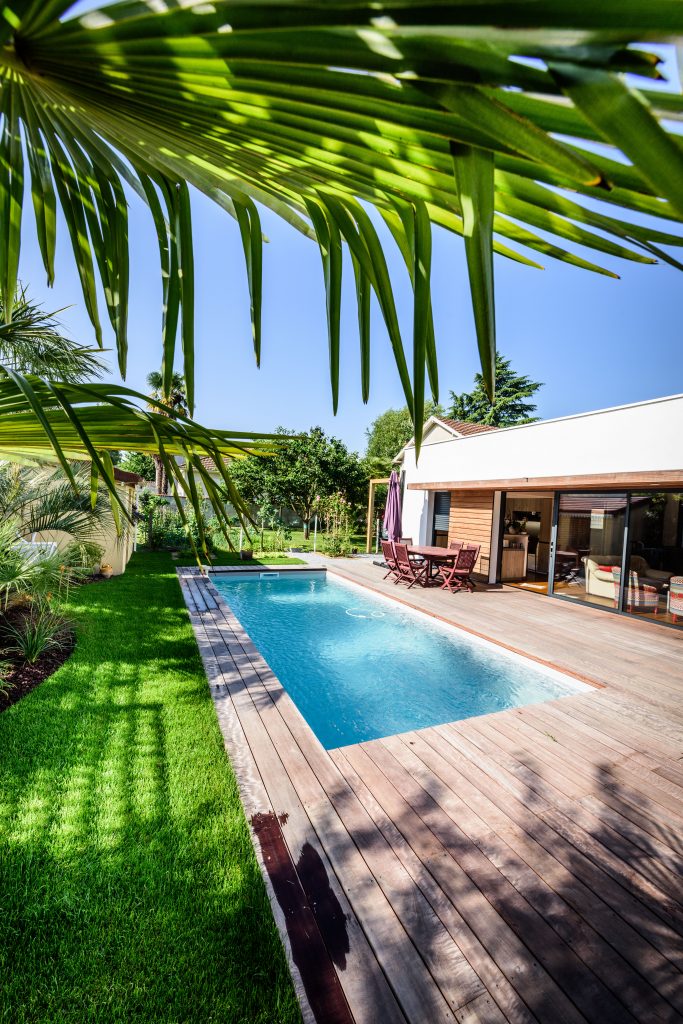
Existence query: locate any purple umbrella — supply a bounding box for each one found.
[383,471,402,542]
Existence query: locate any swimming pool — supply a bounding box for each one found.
[211,570,588,749]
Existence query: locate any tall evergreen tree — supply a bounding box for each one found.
[448,356,543,428]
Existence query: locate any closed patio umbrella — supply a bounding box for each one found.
[383,471,402,542]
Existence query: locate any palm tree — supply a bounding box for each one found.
[0,461,114,545]
[146,371,188,495]
[0,2,680,525]
[0,289,107,382]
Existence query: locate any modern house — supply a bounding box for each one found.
[395,394,683,628]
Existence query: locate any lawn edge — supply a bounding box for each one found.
[176,568,316,1024]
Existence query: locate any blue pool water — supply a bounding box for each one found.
[212,570,586,749]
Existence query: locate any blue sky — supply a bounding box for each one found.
[16,24,683,454]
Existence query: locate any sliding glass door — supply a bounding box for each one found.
[625,492,683,624]
[554,493,627,609]
[501,493,554,592]
[550,489,683,628]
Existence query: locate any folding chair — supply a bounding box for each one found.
[393,542,429,589]
[437,545,480,593]
[380,539,401,582]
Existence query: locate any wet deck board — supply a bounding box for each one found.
[179,563,683,1024]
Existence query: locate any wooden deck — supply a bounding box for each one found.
[178,561,683,1024]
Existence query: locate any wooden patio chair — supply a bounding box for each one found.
[448,540,464,553]
[393,542,429,589]
[437,545,480,593]
[380,540,401,582]
[401,536,426,565]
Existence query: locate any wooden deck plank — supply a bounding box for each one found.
[438,716,683,933]
[409,728,683,1016]
[178,562,683,1024]
[208,604,458,1024]
[428,722,683,936]
[329,745,536,1024]
[338,742,559,1024]
[363,736,591,1024]
[380,733,672,1024]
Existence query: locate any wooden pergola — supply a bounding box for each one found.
[365,477,390,553]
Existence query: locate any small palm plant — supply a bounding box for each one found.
[0,288,107,382]
[0,461,114,543]
[2,605,72,665]
[0,516,91,689]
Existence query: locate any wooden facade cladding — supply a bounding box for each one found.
[447,490,494,576]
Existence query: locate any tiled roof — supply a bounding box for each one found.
[113,467,142,485]
[436,417,498,436]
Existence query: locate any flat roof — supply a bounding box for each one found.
[399,392,683,454]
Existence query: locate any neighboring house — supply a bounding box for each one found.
[396,398,683,628]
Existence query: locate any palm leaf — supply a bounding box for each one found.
[452,143,496,397]
[0,367,286,555]
[0,1,680,456]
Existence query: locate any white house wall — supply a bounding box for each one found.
[399,394,683,545]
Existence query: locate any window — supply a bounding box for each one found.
[432,491,451,548]
[555,493,626,608]
[626,492,683,626]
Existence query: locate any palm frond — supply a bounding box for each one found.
[0,2,680,453]
[0,288,107,380]
[0,368,286,558]
[0,460,114,540]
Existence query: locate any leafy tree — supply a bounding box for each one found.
[118,451,156,481]
[365,401,444,476]
[448,355,543,428]
[146,371,189,494]
[0,6,681,524]
[230,427,366,538]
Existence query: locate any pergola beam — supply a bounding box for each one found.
[366,477,390,553]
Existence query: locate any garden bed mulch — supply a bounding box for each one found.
[0,574,112,713]
[0,629,76,713]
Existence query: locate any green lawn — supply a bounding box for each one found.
[173,528,367,560]
[0,552,301,1024]
[177,550,305,567]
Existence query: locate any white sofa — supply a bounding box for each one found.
[583,554,673,600]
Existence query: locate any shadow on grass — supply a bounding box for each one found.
[0,552,301,1024]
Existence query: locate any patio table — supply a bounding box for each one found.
[408,545,455,586]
